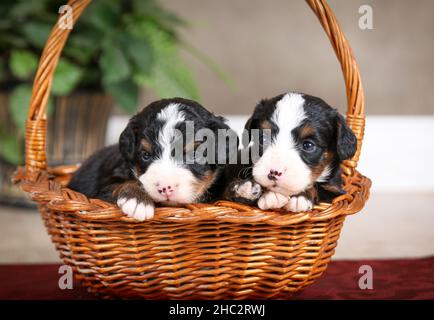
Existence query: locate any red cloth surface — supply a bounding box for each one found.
[0,257,433,300]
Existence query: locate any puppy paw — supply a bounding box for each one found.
[257,191,288,210]
[284,195,313,212]
[233,180,262,200]
[117,197,155,221]
[224,179,262,205]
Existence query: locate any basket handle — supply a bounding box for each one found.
[306,0,365,174]
[24,0,364,175]
[24,0,91,173]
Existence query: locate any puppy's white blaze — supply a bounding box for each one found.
[140,103,199,204]
[271,93,307,146]
[156,103,185,162]
[253,93,312,196]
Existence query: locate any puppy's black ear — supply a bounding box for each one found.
[244,116,254,131]
[119,124,136,163]
[316,168,346,202]
[242,116,254,147]
[336,113,357,160]
[242,116,262,148]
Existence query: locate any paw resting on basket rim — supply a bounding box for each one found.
[284,195,313,212]
[257,191,288,210]
[117,197,154,221]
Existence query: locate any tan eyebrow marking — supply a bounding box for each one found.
[260,120,273,130]
[299,124,316,139]
[311,151,334,181]
[184,140,202,152]
[192,170,217,200]
[141,139,152,153]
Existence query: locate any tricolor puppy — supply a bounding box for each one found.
[224,92,357,212]
[68,98,234,221]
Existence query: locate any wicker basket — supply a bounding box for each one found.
[13,0,371,299]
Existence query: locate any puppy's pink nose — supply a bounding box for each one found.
[268,169,282,181]
[157,185,174,197]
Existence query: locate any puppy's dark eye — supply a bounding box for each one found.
[302,140,316,152]
[141,151,152,161]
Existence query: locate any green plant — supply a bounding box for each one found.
[0,0,227,165]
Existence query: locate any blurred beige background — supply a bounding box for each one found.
[163,0,434,115]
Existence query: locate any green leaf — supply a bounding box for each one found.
[0,133,23,165]
[52,59,83,96]
[80,69,100,87]
[9,50,38,79]
[9,84,32,134]
[20,22,52,49]
[136,63,199,100]
[120,33,154,76]
[133,21,199,100]
[0,33,27,49]
[100,41,131,84]
[64,30,101,64]
[62,45,93,65]
[0,60,4,82]
[10,1,47,19]
[132,0,187,30]
[104,79,138,114]
[0,3,15,24]
[83,1,121,32]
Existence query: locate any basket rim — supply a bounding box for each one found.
[13,165,371,226]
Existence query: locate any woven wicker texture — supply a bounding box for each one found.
[14,0,371,299]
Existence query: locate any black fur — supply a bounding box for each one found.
[68,145,130,202]
[68,98,236,204]
[224,92,357,206]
